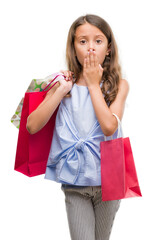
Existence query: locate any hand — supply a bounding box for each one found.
[58,70,74,95]
[60,69,75,82]
[83,50,104,87]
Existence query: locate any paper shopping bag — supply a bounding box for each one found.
[11,72,65,129]
[14,74,63,177]
[100,113,142,201]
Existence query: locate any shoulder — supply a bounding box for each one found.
[118,79,129,99]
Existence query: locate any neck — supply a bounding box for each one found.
[76,73,87,86]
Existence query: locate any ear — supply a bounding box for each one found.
[106,42,111,55]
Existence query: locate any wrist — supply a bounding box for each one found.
[88,83,100,91]
[56,86,67,98]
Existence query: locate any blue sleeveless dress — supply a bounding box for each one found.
[44,82,123,186]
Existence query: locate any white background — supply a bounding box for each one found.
[0,0,155,239]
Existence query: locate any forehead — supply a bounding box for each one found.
[75,22,107,40]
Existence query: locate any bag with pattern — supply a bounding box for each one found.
[11,73,64,129]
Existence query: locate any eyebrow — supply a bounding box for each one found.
[76,34,105,39]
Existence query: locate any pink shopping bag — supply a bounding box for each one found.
[14,74,64,177]
[100,113,142,201]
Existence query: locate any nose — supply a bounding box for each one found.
[88,42,95,52]
[88,48,95,53]
[88,47,95,52]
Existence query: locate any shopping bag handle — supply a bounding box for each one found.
[42,73,66,98]
[104,113,123,141]
[43,73,66,92]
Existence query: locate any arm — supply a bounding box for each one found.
[26,71,74,135]
[26,83,65,134]
[88,79,129,136]
[83,50,129,136]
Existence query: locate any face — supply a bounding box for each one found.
[74,22,109,67]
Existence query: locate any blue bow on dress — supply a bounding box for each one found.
[46,101,105,184]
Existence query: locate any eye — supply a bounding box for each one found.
[96,39,102,44]
[80,40,86,44]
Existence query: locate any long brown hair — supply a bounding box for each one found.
[65,14,123,106]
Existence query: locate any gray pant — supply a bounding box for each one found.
[61,184,121,240]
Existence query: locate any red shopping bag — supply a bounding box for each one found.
[100,113,142,201]
[14,74,64,177]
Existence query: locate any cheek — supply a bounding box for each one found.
[96,49,107,63]
[75,48,86,65]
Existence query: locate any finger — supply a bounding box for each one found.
[66,71,70,79]
[60,70,68,80]
[65,71,73,80]
[93,51,98,66]
[64,71,69,80]
[90,50,94,67]
[86,52,90,68]
[69,71,73,79]
[84,57,87,69]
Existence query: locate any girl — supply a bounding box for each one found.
[26,14,129,240]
